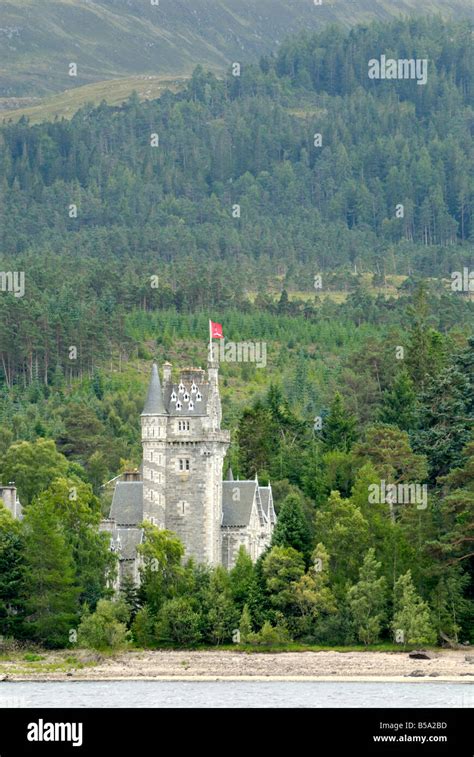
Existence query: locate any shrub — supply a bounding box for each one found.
[155,597,202,647]
[247,621,291,646]
[77,600,131,650]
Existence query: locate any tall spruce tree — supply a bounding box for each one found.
[271,493,312,558]
[322,392,357,453]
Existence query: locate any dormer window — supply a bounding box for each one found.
[183,392,190,401]
[191,383,197,394]
[171,391,177,402]
[178,382,185,394]
[196,392,202,402]
[188,400,194,411]
[176,401,182,411]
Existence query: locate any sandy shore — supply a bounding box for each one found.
[1,649,473,682]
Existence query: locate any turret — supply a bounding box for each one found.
[141,363,168,527]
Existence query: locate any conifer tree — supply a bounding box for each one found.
[322,392,357,452]
[380,370,418,431]
[348,548,387,645]
[239,604,253,642]
[271,493,312,558]
[22,500,80,647]
[230,546,255,609]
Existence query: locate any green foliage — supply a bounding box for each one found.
[22,498,80,648]
[229,547,255,609]
[0,439,69,506]
[271,493,312,558]
[131,606,157,648]
[380,370,418,432]
[322,393,357,453]
[348,549,387,645]
[245,620,291,646]
[201,568,239,645]
[0,503,25,638]
[0,15,472,650]
[36,477,116,608]
[137,524,185,614]
[155,597,202,647]
[392,571,437,646]
[314,491,369,590]
[77,600,131,650]
[238,604,253,642]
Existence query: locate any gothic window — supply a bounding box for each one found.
[179,459,190,471]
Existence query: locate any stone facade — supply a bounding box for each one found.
[102,359,276,583]
[0,484,22,520]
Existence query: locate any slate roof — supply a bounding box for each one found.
[222,481,257,527]
[260,487,275,524]
[142,363,167,415]
[110,481,143,526]
[115,527,143,561]
[163,383,210,416]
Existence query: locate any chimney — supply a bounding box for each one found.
[163,362,172,384]
[123,470,141,482]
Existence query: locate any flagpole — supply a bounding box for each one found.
[209,319,212,362]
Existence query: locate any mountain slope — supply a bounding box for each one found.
[1,0,472,97]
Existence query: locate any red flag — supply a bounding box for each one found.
[210,320,224,339]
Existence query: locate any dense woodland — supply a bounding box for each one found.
[0,17,472,650]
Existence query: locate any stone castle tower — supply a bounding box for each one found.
[103,359,276,585]
[141,357,230,565]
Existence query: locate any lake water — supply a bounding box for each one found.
[0,681,472,708]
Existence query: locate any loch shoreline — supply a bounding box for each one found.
[1,649,473,683]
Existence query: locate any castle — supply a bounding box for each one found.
[101,358,276,586]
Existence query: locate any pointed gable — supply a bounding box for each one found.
[222,481,259,527]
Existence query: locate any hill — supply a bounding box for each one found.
[1,0,472,101]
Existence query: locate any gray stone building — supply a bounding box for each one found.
[0,483,22,520]
[102,359,276,585]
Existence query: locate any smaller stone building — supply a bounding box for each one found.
[0,483,22,519]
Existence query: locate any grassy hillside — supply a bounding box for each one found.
[1,0,472,100]
[0,75,186,125]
